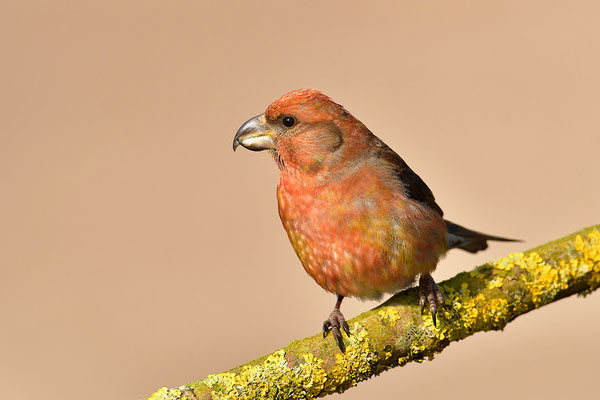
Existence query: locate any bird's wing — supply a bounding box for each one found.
[372,138,444,217]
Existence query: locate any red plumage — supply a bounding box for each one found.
[233,89,517,351]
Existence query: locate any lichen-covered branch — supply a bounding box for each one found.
[147,225,600,400]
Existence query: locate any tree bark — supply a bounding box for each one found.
[147,225,600,400]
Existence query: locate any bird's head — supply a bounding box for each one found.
[233,89,372,176]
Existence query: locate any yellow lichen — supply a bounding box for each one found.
[195,324,379,399]
[519,252,569,307]
[573,231,600,290]
[493,256,517,271]
[148,387,185,400]
[430,268,512,340]
[517,231,600,305]
[487,276,504,289]
[328,323,378,391]
[409,340,426,356]
[378,308,401,326]
[397,355,409,366]
[431,231,600,343]
[201,349,328,399]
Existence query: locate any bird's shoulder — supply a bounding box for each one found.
[368,137,444,217]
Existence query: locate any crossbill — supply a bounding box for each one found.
[233,89,516,352]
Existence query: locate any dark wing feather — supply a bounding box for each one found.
[373,138,444,216]
[371,137,520,252]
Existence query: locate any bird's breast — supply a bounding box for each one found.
[276,168,447,299]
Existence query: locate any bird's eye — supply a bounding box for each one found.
[282,116,296,128]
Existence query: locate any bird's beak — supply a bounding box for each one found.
[232,114,275,152]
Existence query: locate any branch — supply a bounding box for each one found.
[147,225,600,400]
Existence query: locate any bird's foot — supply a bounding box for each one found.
[323,308,350,352]
[418,273,444,326]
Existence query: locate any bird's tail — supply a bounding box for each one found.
[444,220,521,253]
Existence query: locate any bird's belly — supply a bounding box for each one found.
[277,180,447,299]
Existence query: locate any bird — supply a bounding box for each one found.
[233,89,517,352]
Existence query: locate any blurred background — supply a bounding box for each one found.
[1,1,598,399]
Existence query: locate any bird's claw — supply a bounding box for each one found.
[418,274,444,327]
[322,309,350,352]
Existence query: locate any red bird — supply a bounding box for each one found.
[233,89,516,352]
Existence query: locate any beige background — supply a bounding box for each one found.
[1,1,599,399]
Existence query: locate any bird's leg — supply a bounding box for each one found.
[322,294,350,352]
[418,273,445,326]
